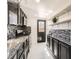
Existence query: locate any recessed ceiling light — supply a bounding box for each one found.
[36,0,40,3]
[49,10,53,13]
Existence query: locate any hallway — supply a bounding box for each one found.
[27,43,54,59]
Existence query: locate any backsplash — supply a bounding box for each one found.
[51,20,71,29]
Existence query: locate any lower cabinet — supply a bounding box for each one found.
[53,39,59,59]
[47,36,50,48]
[59,42,71,59]
[50,38,53,51]
[10,39,29,59]
[17,43,25,59]
[47,37,71,59]
[11,54,17,59]
[19,52,25,59]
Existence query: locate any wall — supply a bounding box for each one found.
[27,17,47,48]
[58,11,71,23]
[47,11,71,30]
[27,17,38,47]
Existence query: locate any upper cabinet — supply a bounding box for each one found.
[8,1,27,25]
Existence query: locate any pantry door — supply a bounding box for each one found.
[37,20,46,42]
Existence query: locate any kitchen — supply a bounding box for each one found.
[7,0,71,59]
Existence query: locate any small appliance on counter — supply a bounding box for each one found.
[16,25,31,36]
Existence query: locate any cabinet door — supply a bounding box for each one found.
[19,53,25,59]
[59,42,70,59]
[47,36,50,47]
[53,39,59,58]
[11,54,17,59]
[52,38,54,54]
[50,38,52,51]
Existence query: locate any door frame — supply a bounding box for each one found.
[37,20,46,42]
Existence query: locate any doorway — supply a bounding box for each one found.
[37,20,46,43]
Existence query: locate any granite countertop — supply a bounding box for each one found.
[48,30,71,45]
[7,36,29,59]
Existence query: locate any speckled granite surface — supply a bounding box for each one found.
[48,29,71,45]
[7,36,29,59]
[7,25,17,39]
[7,44,21,59]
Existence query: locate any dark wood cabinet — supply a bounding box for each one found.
[52,39,54,53]
[47,35,50,47]
[10,39,29,59]
[53,39,59,58]
[59,42,71,59]
[47,36,71,59]
[50,38,52,51]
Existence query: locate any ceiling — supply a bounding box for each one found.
[8,0,71,19]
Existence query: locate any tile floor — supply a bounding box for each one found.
[27,43,54,59]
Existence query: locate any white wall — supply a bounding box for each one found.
[27,17,48,48]
[27,17,38,47]
[50,20,71,29]
[47,11,71,30]
[58,11,71,23]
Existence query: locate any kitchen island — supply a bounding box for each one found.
[7,36,29,59]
